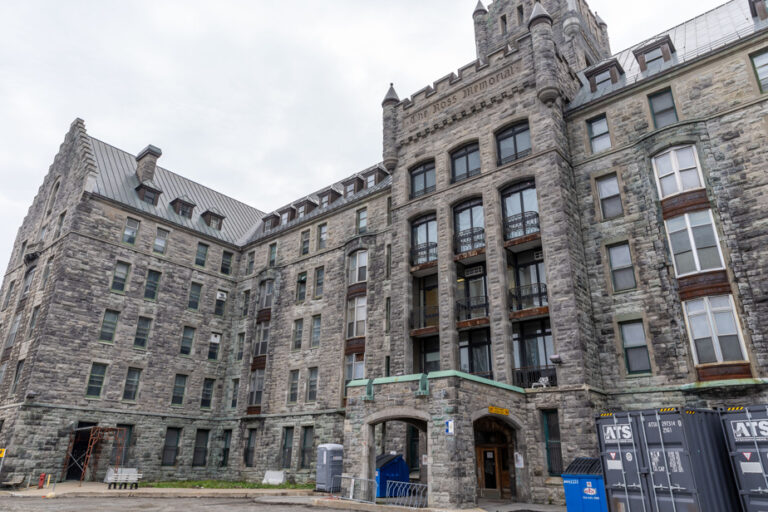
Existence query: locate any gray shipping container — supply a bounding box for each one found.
[316,443,343,492]
[720,405,768,512]
[596,408,739,512]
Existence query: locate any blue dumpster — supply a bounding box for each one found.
[375,453,409,498]
[562,457,608,512]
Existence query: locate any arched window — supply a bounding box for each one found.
[501,180,539,240]
[410,161,435,199]
[348,250,368,284]
[451,143,480,183]
[411,214,438,265]
[45,181,60,217]
[453,199,485,253]
[496,122,531,165]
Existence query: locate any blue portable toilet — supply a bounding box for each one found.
[562,458,608,512]
[375,453,410,498]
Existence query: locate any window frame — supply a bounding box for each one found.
[144,270,161,301]
[451,143,481,183]
[259,280,274,309]
[317,224,328,250]
[268,243,277,267]
[249,369,265,405]
[648,88,678,129]
[683,295,747,365]
[288,370,300,403]
[356,208,368,234]
[171,374,187,406]
[86,362,107,398]
[300,230,310,255]
[99,309,120,343]
[619,320,652,375]
[220,251,233,275]
[180,326,196,356]
[310,315,321,348]
[410,161,436,199]
[153,227,169,254]
[751,48,768,92]
[200,378,215,409]
[587,114,611,154]
[134,316,152,349]
[664,210,724,277]
[122,367,142,401]
[300,426,315,469]
[607,242,637,292]
[346,296,367,339]
[651,145,705,200]
[208,332,221,360]
[195,243,209,267]
[306,367,318,402]
[314,267,325,298]
[292,319,304,350]
[595,173,623,220]
[348,250,368,284]
[496,121,531,165]
[296,272,307,302]
[188,282,202,310]
[122,218,140,245]
[110,262,130,293]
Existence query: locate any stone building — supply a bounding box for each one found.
[0,0,767,507]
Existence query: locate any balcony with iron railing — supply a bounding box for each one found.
[454,227,485,254]
[411,242,438,266]
[512,365,557,388]
[508,283,548,311]
[456,296,489,322]
[411,305,440,331]
[503,211,540,241]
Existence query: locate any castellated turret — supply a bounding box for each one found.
[528,3,559,106]
[381,83,399,171]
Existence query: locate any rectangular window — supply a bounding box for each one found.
[246,251,255,275]
[665,210,723,277]
[281,427,294,469]
[311,315,321,348]
[230,378,239,408]
[296,272,307,301]
[366,174,376,188]
[55,212,65,238]
[652,146,703,198]
[496,122,531,165]
[608,243,636,292]
[314,267,325,298]
[387,197,392,225]
[99,310,119,342]
[221,430,232,467]
[195,243,209,267]
[320,194,330,208]
[752,49,768,92]
[306,367,318,402]
[42,259,53,289]
[2,281,14,310]
[288,370,299,403]
[180,326,195,355]
[5,313,22,347]
[162,428,181,466]
[542,410,563,476]
[153,228,169,254]
[300,230,310,255]
[220,251,233,275]
[357,208,368,234]
[214,290,227,316]
[268,243,277,267]
[21,267,35,296]
[241,290,250,316]
[317,224,328,250]
[208,333,221,360]
[86,362,106,398]
[134,316,152,348]
[345,353,365,388]
[144,270,161,300]
[236,333,245,361]
[201,378,215,408]
[293,319,304,350]
[244,428,257,467]
[171,374,187,405]
[27,305,40,337]
[410,162,436,198]
[19,241,26,264]
[386,244,392,278]
[346,296,367,338]
[0,363,6,391]
[188,282,202,310]
[451,143,481,183]
[11,359,24,395]
[254,321,269,356]
[593,69,612,89]
[345,182,356,197]
[300,426,314,469]
[684,295,745,364]
[111,262,130,292]
[649,89,678,129]
[349,250,368,283]
[249,369,265,405]
[39,223,48,242]
[645,47,664,67]
[192,429,209,466]
[588,115,611,153]
[596,174,623,220]
[122,367,141,400]
[385,297,391,334]
[620,321,651,374]
[123,218,139,244]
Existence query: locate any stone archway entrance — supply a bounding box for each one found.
[473,416,517,500]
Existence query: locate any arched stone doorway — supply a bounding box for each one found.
[473,416,518,500]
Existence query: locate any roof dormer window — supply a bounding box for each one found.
[585,59,624,93]
[320,194,330,208]
[345,182,356,197]
[202,209,225,231]
[171,196,196,219]
[136,183,162,206]
[594,70,612,89]
[633,35,675,72]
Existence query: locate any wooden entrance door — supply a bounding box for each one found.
[476,446,501,499]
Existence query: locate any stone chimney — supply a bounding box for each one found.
[136,145,162,183]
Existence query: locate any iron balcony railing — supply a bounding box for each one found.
[411,306,440,330]
[503,211,540,240]
[411,242,438,266]
[508,283,548,311]
[454,227,485,254]
[512,365,557,388]
[456,296,489,322]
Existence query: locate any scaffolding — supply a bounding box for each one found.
[60,426,127,485]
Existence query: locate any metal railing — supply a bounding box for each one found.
[456,296,489,321]
[331,475,376,504]
[512,365,557,388]
[454,227,485,254]
[385,480,428,508]
[503,211,540,240]
[411,306,439,330]
[508,283,548,311]
[411,242,438,265]
[546,440,564,476]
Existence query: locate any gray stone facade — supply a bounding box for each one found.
[1,0,768,508]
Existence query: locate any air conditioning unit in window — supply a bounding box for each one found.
[217,291,227,300]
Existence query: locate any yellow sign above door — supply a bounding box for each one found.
[488,406,509,416]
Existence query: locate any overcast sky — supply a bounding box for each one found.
[0,0,726,269]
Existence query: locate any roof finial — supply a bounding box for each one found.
[473,1,488,16]
[382,83,400,106]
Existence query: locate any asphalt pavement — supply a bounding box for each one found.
[0,497,334,512]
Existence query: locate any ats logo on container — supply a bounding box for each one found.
[731,420,768,441]
[584,481,597,496]
[602,424,633,443]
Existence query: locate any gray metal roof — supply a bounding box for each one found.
[89,137,265,245]
[569,0,768,109]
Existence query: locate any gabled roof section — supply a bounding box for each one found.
[569,0,768,110]
[89,137,264,245]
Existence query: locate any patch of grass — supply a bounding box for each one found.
[144,479,314,489]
